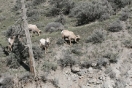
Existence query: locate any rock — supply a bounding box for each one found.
[71,65,80,73]
[91,62,97,67]
[88,67,93,73]
[77,69,87,76]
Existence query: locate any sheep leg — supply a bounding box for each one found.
[75,38,78,43]
[68,37,72,45]
[8,45,12,51]
[44,47,46,54]
[38,32,40,36]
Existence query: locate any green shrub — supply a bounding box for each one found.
[55,14,66,25]
[56,38,65,45]
[86,29,106,44]
[45,22,64,33]
[103,52,118,63]
[71,48,82,56]
[32,45,43,60]
[108,0,131,11]
[119,7,130,21]
[99,13,110,21]
[6,53,20,69]
[96,58,109,69]
[47,0,75,16]
[19,73,34,83]
[80,60,92,68]
[70,0,113,26]
[107,20,123,32]
[58,55,76,68]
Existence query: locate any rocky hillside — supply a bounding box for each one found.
[0,0,132,88]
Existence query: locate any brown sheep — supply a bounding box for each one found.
[61,30,80,45]
[28,24,42,37]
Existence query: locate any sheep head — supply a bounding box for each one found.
[76,35,80,40]
[39,30,42,34]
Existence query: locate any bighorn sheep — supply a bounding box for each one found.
[8,36,16,51]
[28,24,41,36]
[40,37,51,54]
[61,30,80,45]
[8,35,24,51]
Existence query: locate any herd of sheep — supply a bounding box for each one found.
[7,24,80,54]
